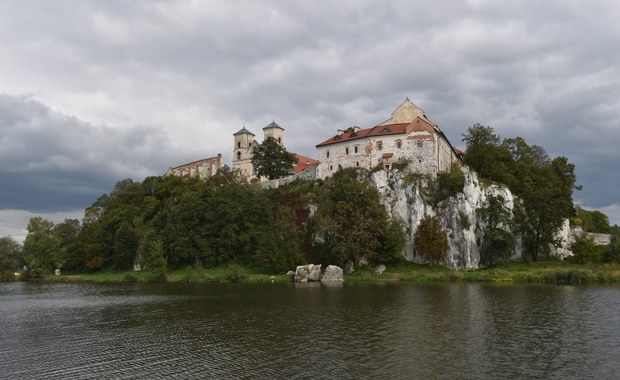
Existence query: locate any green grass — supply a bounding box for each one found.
[345,261,620,285]
[39,261,620,285]
[43,265,292,284]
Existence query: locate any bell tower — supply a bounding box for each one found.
[263,121,284,144]
[232,126,256,177]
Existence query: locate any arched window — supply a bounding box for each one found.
[237,142,241,149]
[237,151,241,160]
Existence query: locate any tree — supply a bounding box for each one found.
[311,168,392,265]
[23,217,61,276]
[0,237,23,281]
[252,137,296,180]
[570,233,598,264]
[414,215,447,266]
[479,195,515,266]
[139,230,167,281]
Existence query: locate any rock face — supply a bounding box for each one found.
[321,265,344,282]
[374,264,386,275]
[370,167,574,270]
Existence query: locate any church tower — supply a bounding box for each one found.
[263,121,284,144]
[232,126,257,178]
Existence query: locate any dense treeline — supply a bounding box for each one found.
[17,168,405,277]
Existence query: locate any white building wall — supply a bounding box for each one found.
[316,132,442,179]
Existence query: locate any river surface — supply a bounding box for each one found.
[1,281,619,379]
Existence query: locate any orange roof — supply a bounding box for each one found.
[316,123,409,147]
[291,153,319,173]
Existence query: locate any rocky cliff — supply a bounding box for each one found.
[370,167,573,270]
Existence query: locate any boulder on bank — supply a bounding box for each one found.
[295,264,323,282]
[344,260,354,275]
[286,270,295,276]
[321,265,344,282]
[294,265,309,282]
[308,264,322,281]
[374,264,386,275]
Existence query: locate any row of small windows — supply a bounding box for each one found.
[324,140,423,158]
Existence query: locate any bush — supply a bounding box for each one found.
[225,263,246,282]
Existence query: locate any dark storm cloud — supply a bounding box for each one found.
[0,0,619,224]
[0,95,173,213]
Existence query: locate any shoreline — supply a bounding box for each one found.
[21,261,620,286]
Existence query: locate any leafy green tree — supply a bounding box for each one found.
[139,230,167,280]
[113,222,139,270]
[311,168,391,265]
[414,215,448,266]
[462,124,513,184]
[253,205,303,273]
[602,235,620,263]
[0,236,23,281]
[252,137,296,180]
[570,233,599,264]
[377,220,407,264]
[479,195,515,266]
[23,217,61,276]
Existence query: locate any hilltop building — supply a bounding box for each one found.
[166,154,222,179]
[315,98,461,179]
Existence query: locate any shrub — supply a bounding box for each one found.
[225,263,246,282]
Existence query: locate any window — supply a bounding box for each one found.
[278,137,282,143]
[396,140,402,149]
[354,146,358,153]
[356,161,359,167]
[338,164,342,170]
[417,140,423,148]
[236,152,241,160]
[329,165,333,171]
[345,147,349,155]
[237,142,241,149]
[326,150,330,158]
[377,141,383,150]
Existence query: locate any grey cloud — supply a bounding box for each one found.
[0,95,180,213]
[0,1,619,224]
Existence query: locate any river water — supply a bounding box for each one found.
[1,281,619,379]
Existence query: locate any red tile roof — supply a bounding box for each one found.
[291,153,319,173]
[316,123,410,147]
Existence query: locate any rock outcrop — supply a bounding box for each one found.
[370,167,573,270]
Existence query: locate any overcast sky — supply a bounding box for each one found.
[1,0,619,241]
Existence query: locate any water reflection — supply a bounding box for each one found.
[1,282,619,379]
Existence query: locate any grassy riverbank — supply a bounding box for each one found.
[347,261,620,285]
[34,261,620,285]
[41,265,291,284]
[31,261,620,284]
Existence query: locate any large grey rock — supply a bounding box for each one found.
[374,264,386,275]
[358,257,369,267]
[294,265,309,282]
[286,270,295,276]
[321,265,344,282]
[308,264,322,281]
[344,260,354,275]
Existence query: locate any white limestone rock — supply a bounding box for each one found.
[294,265,309,282]
[374,264,386,275]
[321,265,344,282]
[344,260,355,275]
[308,264,322,282]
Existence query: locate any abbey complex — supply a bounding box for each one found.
[167,98,462,182]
